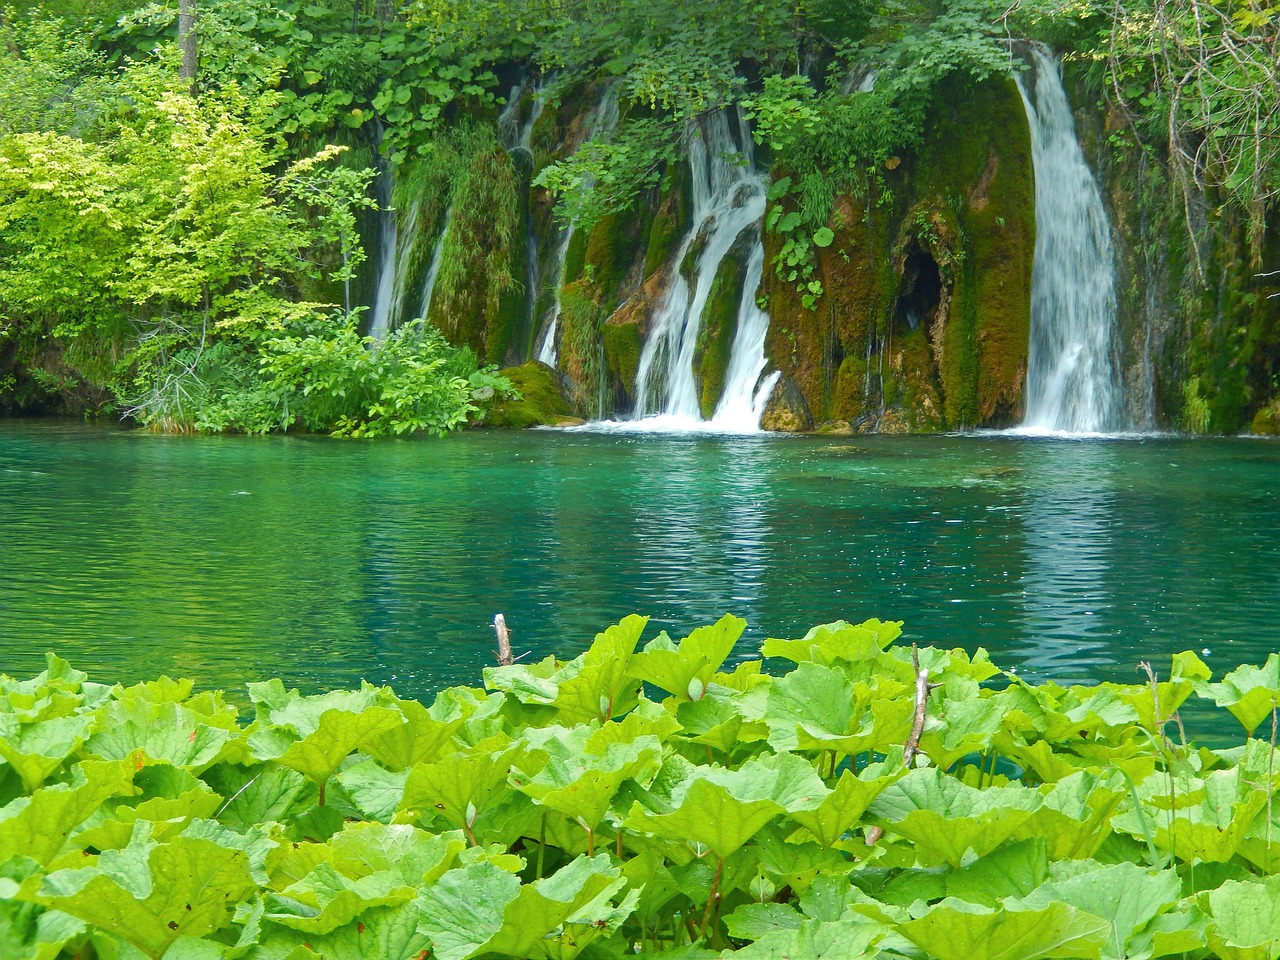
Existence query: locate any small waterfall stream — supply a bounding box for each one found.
[626,108,777,431]
[1015,44,1122,433]
[367,165,400,339]
[538,85,620,368]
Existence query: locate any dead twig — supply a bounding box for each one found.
[493,613,514,666]
[867,645,936,845]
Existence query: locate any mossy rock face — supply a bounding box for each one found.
[696,239,750,419]
[912,76,1035,429]
[644,166,688,279]
[556,281,609,417]
[582,210,641,310]
[1251,399,1280,435]
[602,314,645,408]
[761,376,815,432]
[482,362,575,428]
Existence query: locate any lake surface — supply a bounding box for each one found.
[2,421,1277,720]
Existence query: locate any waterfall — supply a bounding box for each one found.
[538,85,620,368]
[368,165,429,339]
[628,108,776,431]
[418,209,451,322]
[1015,44,1122,433]
[367,166,398,339]
[710,242,781,430]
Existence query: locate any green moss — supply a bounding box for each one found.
[557,281,609,417]
[602,319,644,400]
[831,354,869,423]
[912,76,1034,428]
[696,247,749,418]
[428,128,523,364]
[483,362,574,428]
[643,165,687,278]
[582,210,637,309]
[562,227,589,287]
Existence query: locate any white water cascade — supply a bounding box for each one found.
[1015,44,1122,433]
[417,208,451,322]
[537,86,620,368]
[625,109,778,432]
[367,166,407,339]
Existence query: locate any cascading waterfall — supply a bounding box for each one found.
[1015,44,1122,433]
[417,209,451,322]
[537,85,620,368]
[628,108,777,431]
[367,165,399,339]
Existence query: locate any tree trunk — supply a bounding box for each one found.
[178,0,198,93]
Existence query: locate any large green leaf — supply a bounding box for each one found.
[361,697,461,771]
[899,898,1110,960]
[868,769,1042,867]
[758,661,911,757]
[250,706,404,789]
[512,725,663,830]
[761,620,901,667]
[725,917,886,958]
[944,838,1050,907]
[1019,861,1180,960]
[1194,655,1280,735]
[626,778,781,860]
[1012,770,1126,860]
[1113,766,1270,862]
[629,615,745,699]
[788,762,905,848]
[85,699,237,773]
[0,713,96,792]
[1205,876,1280,960]
[0,760,135,867]
[483,854,635,959]
[415,859,522,960]
[35,831,255,959]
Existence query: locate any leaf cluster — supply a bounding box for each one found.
[5,618,1280,956]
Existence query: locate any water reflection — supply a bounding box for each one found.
[2,424,1279,713]
[1013,440,1117,681]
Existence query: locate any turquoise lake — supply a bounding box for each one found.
[1,422,1277,720]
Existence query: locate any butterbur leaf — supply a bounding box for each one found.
[252,707,404,788]
[629,614,745,698]
[1205,876,1280,960]
[264,861,418,933]
[728,917,886,958]
[415,860,522,960]
[1018,860,1180,960]
[553,615,648,723]
[626,778,782,859]
[86,700,235,772]
[201,763,310,830]
[399,739,520,835]
[724,902,805,941]
[483,854,634,958]
[335,759,408,823]
[361,697,461,770]
[1013,770,1126,860]
[1113,767,1269,863]
[0,713,95,792]
[868,768,1042,867]
[762,619,900,666]
[944,838,1050,907]
[788,764,904,848]
[1194,655,1280,735]
[0,760,135,867]
[36,834,255,959]
[899,898,1109,960]
[251,902,431,960]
